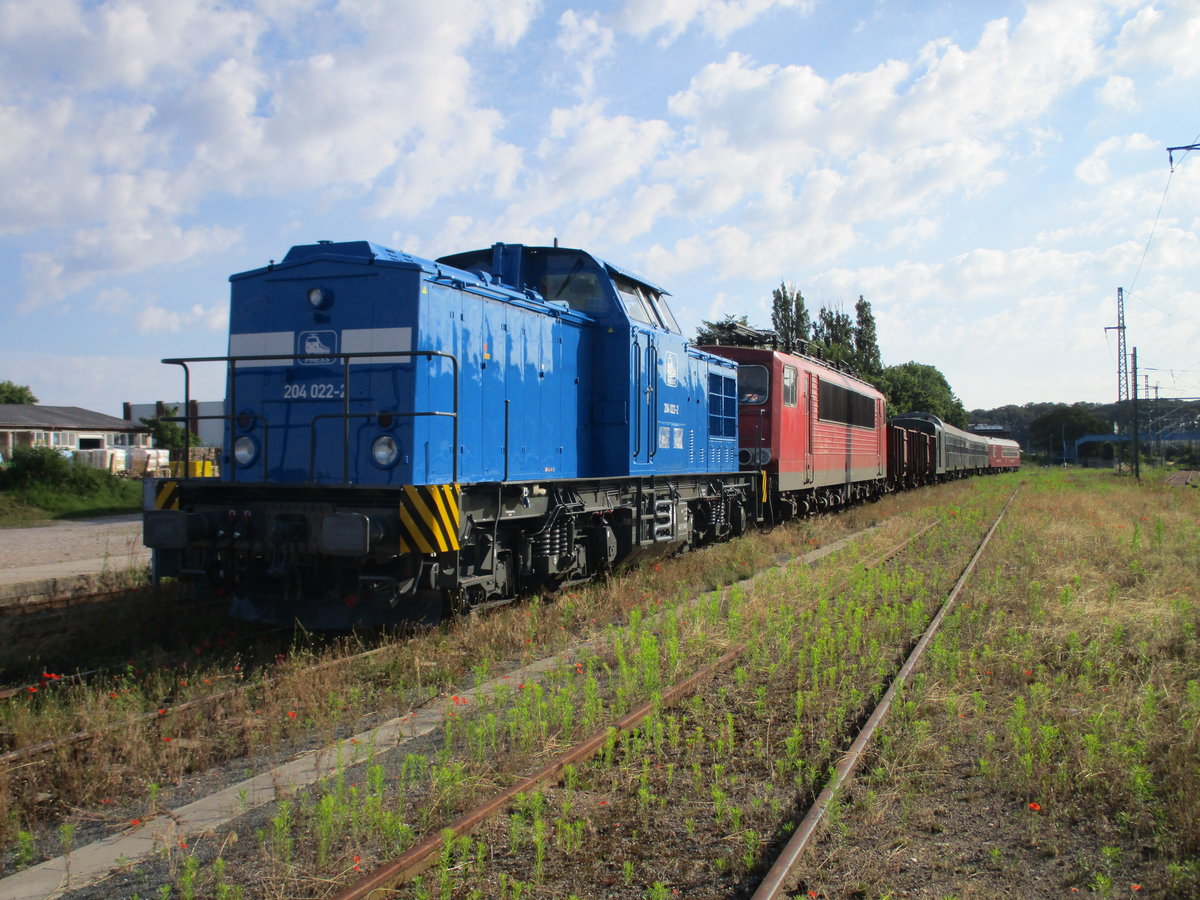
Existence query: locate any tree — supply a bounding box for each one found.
[878,361,968,429]
[139,406,200,452]
[770,282,811,353]
[968,401,1112,453]
[0,381,38,404]
[811,306,856,367]
[1029,405,1110,460]
[853,295,882,381]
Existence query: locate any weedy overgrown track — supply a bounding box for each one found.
[323,485,1006,899]
[17,471,1191,900]
[797,469,1200,898]
[0,485,884,893]
[16,475,994,900]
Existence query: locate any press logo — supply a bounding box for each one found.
[664,351,678,387]
[298,330,337,365]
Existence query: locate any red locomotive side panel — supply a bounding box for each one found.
[701,345,886,495]
[987,437,1021,469]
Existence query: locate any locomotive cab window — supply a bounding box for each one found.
[738,365,769,405]
[645,289,682,335]
[536,254,608,315]
[615,278,661,328]
[783,366,798,407]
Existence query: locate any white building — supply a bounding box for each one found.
[0,404,150,461]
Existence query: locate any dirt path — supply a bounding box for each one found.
[0,515,144,571]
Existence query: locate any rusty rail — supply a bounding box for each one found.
[751,489,1018,899]
[332,518,941,899]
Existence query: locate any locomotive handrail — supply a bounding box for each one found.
[161,350,460,485]
[161,360,273,482]
[632,333,641,460]
[648,341,658,460]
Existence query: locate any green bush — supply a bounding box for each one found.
[2,446,107,493]
[0,446,141,516]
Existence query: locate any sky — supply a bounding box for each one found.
[2,0,1199,416]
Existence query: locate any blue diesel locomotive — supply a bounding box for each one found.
[144,240,754,627]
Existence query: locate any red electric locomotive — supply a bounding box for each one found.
[702,345,887,517]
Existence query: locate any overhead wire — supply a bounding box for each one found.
[1126,126,1199,302]
[1118,127,1200,391]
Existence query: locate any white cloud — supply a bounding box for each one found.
[1096,74,1137,111]
[1074,133,1159,186]
[556,10,615,97]
[619,0,814,43]
[1113,1,1200,82]
[20,222,240,311]
[0,0,537,309]
[532,103,671,208]
[136,301,228,335]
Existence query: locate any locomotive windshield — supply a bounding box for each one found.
[613,277,682,335]
[738,365,769,405]
[530,251,609,315]
[614,278,657,327]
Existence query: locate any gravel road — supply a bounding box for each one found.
[0,514,144,571]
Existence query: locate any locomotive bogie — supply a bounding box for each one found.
[147,470,753,627]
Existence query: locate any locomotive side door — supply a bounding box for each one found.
[805,371,816,484]
[631,327,657,467]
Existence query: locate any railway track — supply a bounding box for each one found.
[0,482,1012,899]
[323,497,1012,899]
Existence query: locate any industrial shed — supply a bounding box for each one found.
[0,404,150,462]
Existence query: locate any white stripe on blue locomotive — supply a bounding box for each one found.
[228,328,413,365]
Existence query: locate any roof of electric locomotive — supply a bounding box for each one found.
[702,343,884,395]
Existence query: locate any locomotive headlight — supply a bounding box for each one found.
[233,435,258,466]
[371,435,399,467]
[307,286,331,309]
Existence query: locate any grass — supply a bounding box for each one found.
[807,468,1200,897]
[18,469,1192,898]
[0,480,897,885]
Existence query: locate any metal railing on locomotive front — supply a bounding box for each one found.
[159,350,460,485]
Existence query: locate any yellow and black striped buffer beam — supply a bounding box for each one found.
[398,484,461,554]
[155,480,181,510]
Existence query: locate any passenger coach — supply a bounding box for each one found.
[889,412,988,478]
